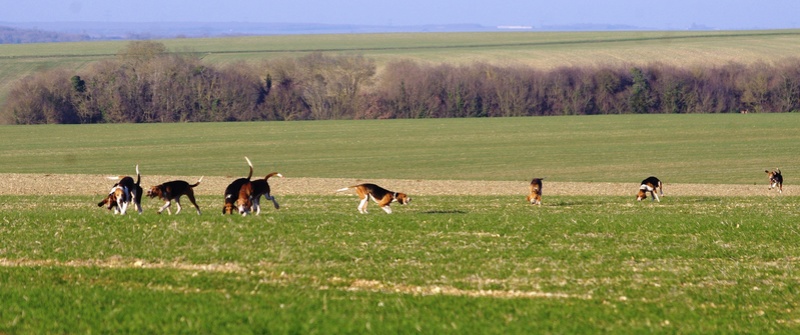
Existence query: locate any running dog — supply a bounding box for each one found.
[250,172,283,215]
[526,177,544,205]
[147,177,203,215]
[636,176,663,202]
[98,165,143,214]
[336,183,410,214]
[766,169,783,193]
[223,157,253,215]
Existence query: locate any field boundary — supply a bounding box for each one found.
[0,173,789,197]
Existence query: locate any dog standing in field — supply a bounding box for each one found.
[526,177,544,205]
[147,177,203,215]
[766,169,783,193]
[250,172,283,215]
[636,176,663,202]
[98,165,143,215]
[223,157,254,215]
[336,183,410,214]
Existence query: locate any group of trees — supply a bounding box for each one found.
[5,41,800,124]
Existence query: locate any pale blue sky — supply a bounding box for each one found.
[2,0,799,30]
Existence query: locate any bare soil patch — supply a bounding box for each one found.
[0,173,788,197]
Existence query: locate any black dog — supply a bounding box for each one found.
[766,169,783,193]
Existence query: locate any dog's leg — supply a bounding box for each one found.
[266,194,280,209]
[377,195,394,214]
[175,198,183,215]
[652,191,660,202]
[118,198,128,215]
[132,190,142,215]
[253,197,261,215]
[159,201,172,214]
[186,193,201,215]
[358,197,369,214]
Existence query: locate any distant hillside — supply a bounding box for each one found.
[0,26,93,44]
[0,21,664,42]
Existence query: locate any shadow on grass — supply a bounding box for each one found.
[421,210,468,214]
[544,199,612,206]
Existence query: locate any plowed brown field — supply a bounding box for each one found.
[0,174,788,197]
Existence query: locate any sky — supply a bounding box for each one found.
[2,0,799,30]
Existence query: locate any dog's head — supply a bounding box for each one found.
[146,185,163,199]
[394,192,411,205]
[237,197,252,215]
[766,169,782,182]
[236,182,254,215]
[223,194,236,214]
[98,186,124,210]
[636,184,652,201]
[98,193,116,209]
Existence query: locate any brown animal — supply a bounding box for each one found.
[526,178,543,205]
[147,177,203,215]
[223,157,254,215]
[250,172,283,215]
[766,169,783,193]
[336,183,410,214]
[636,176,663,202]
[97,165,143,215]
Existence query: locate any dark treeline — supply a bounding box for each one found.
[5,41,800,124]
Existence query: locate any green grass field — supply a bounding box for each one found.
[1,115,800,333]
[2,194,800,333]
[1,114,798,183]
[3,29,800,107]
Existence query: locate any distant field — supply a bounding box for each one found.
[2,29,800,106]
[0,114,798,184]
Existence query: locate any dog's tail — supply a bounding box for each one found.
[336,186,354,193]
[244,156,253,180]
[135,164,140,186]
[264,172,283,180]
[190,176,203,188]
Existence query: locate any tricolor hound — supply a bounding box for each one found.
[526,178,544,205]
[98,165,143,214]
[337,183,410,214]
[766,169,783,193]
[146,177,203,215]
[636,176,663,202]
[223,157,254,215]
[250,172,283,215]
